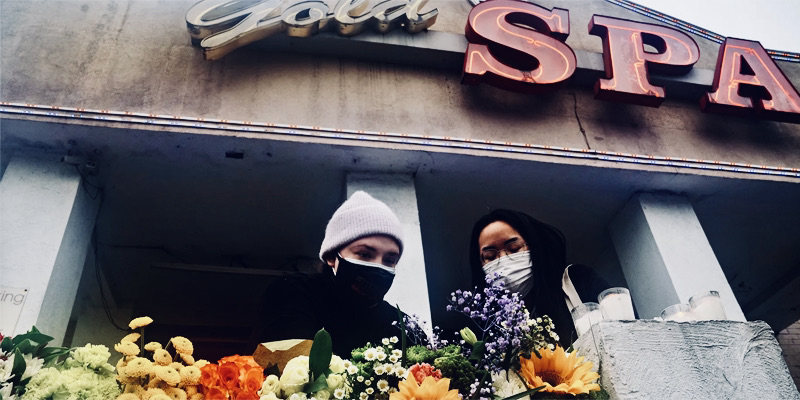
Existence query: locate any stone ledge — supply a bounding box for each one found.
[573,320,799,399]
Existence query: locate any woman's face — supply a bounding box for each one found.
[326,235,401,272]
[478,221,527,266]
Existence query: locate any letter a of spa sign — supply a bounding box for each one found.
[463,0,800,123]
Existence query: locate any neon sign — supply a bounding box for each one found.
[462,0,575,93]
[186,0,438,60]
[588,15,700,107]
[701,38,800,123]
[184,0,800,123]
[462,2,800,123]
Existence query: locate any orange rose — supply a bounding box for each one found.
[200,363,220,388]
[241,367,264,393]
[218,362,241,390]
[220,355,260,370]
[204,386,229,400]
[234,391,260,400]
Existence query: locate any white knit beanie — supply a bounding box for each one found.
[319,191,404,260]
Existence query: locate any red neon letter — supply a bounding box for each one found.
[589,15,700,107]
[462,0,576,93]
[701,38,800,123]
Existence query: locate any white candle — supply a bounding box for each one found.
[570,302,604,337]
[574,309,604,336]
[661,303,695,322]
[664,310,694,322]
[598,289,635,320]
[690,292,727,320]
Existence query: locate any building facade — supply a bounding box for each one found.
[1,0,799,384]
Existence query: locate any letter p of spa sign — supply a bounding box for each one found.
[462,0,800,123]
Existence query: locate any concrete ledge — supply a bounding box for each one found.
[573,320,799,399]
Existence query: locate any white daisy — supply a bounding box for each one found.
[377,379,390,393]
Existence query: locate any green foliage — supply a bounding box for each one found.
[304,329,333,394]
[405,345,437,365]
[2,326,70,397]
[433,354,477,395]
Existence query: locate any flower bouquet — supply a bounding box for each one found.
[197,355,264,399]
[439,274,604,399]
[18,343,120,400]
[257,329,353,400]
[0,327,76,399]
[113,316,207,400]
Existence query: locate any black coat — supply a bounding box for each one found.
[258,268,400,357]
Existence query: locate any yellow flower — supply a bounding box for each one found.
[117,394,139,400]
[145,388,168,400]
[122,333,141,343]
[193,359,210,369]
[124,357,153,378]
[180,353,195,365]
[154,349,173,365]
[390,376,459,400]
[155,366,182,386]
[145,342,163,352]
[518,346,601,396]
[164,387,188,400]
[180,366,202,386]
[170,336,194,355]
[115,341,141,356]
[129,316,154,329]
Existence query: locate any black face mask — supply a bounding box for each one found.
[334,254,395,307]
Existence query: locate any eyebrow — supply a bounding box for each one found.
[350,244,376,252]
[482,237,522,251]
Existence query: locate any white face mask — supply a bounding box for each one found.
[482,250,534,297]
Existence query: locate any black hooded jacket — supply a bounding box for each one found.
[258,267,400,357]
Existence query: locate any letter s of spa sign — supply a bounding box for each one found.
[186,0,437,60]
[463,0,800,123]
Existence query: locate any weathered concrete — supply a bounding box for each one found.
[0,151,100,344]
[574,320,800,399]
[609,192,745,321]
[1,0,799,171]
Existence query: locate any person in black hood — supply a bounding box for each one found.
[258,191,404,356]
[469,209,609,347]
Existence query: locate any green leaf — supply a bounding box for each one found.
[498,386,545,400]
[468,341,486,362]
[304,373,329,394]
[11,348,26,383]
[397,305,407,367]
[0,337,12,352]
[308,328,332,383]
[38,346,69,358]
[24,332,53,346]
[42,348,71,365]
[14,339,34,354]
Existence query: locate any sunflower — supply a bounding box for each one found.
[390,376,459,400]
[518,346,601,395]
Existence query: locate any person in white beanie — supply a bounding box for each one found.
[258,191,405,355]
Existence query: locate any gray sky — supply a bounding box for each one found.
[633,0,800,53]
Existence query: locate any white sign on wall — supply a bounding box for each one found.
[0,287,28,335]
